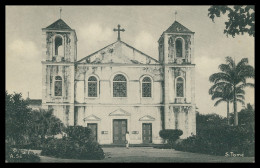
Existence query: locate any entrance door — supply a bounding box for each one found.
[87,123,98,141]
[142,123,152,144]
[113,119,127,144]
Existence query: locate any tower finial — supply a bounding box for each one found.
[60,7,62,19]
[175,11,177,21]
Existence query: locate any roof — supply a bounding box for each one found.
[77,40,159,64]
[27,99,42,106]
[164,21,194,33]
[45,19,72,30]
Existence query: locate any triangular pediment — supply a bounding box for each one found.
[109,108,131,116]
[83,114,101,121]
[139,115,155,121]
[77,40,159,64]
[45,19,72,30]
[164,21,193,33]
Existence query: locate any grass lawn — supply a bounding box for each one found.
[34,147,255,163]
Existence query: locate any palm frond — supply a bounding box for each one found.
[237,65,255,80]
[211,92,224,100]
[209,82,233,94]
[236,87,246,95]
[219,64,232,75]
[236,98,245,105]
[237,83,255,89]
[236,94,245,100]
[209,72,232,83]
[214,98,225,106]
[225,56,236,69]
[236,58,248,70]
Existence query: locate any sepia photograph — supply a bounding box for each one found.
[6,5,254,163]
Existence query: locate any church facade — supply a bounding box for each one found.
[41,18,196,144]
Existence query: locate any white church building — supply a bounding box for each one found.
[41,17,196,145]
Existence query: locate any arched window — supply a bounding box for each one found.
[142,77,152,97]
[88,76,98,97]
[113,74,127,97]
[55,36,63,56]
[54,76,62,96]
[176,77,184,97]
[176,39,183,58]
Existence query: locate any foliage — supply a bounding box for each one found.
[209,83,245,125]
[174,125,254,157]
[159,129,183,148]
[5,143,40,163]
[230,103,255,129]
[174,113,254,157]
[208,5,255,37]
[5,91,32,146]
[41,126,105,160]
[65,125,94,142]
[6,91,65,150]
[196,113,227,136]
[28,109,65,144]
[209,57,254,125]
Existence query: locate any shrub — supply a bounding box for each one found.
[5,143,40,163]
[174,125,255,157]
[41,126,105,160]
[159,129,183,148]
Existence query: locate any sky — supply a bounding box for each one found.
[6,6,255,116]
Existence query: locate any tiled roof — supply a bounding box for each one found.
[28,99,42,106]
[164,21,193,33]
[45,19,72,30]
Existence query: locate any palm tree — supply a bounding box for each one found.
[209,83,245,125]
[209,57,254,126]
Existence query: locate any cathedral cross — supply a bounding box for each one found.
[113,24,125,41]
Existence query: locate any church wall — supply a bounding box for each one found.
[75,105,163,144]
[43,65,74,103]
[167,105,196,139]
[75,65,164,105]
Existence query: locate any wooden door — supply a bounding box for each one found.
[142,123,152,144]
[113,119,127,144]
[87,123,98,141]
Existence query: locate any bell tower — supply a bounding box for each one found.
[41,18,77,126]
[158,20,196,138]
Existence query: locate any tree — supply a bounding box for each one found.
[230,103,254,129]
[209,83,245,125]
[196,113,227,136]
[5,91,32,145]
[209,57,254,126]
[208,5,255,37]
[29,109,64,141]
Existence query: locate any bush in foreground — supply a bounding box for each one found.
[41,126,105,160]
[174,125,255,157]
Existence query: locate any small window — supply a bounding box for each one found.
[88,76,98,97]
[55,36,63,56]
[176,39,183,58]
[54,76,62,96]
[113,74,127,97]
[176,77,184,97]
[142,77,152,97]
